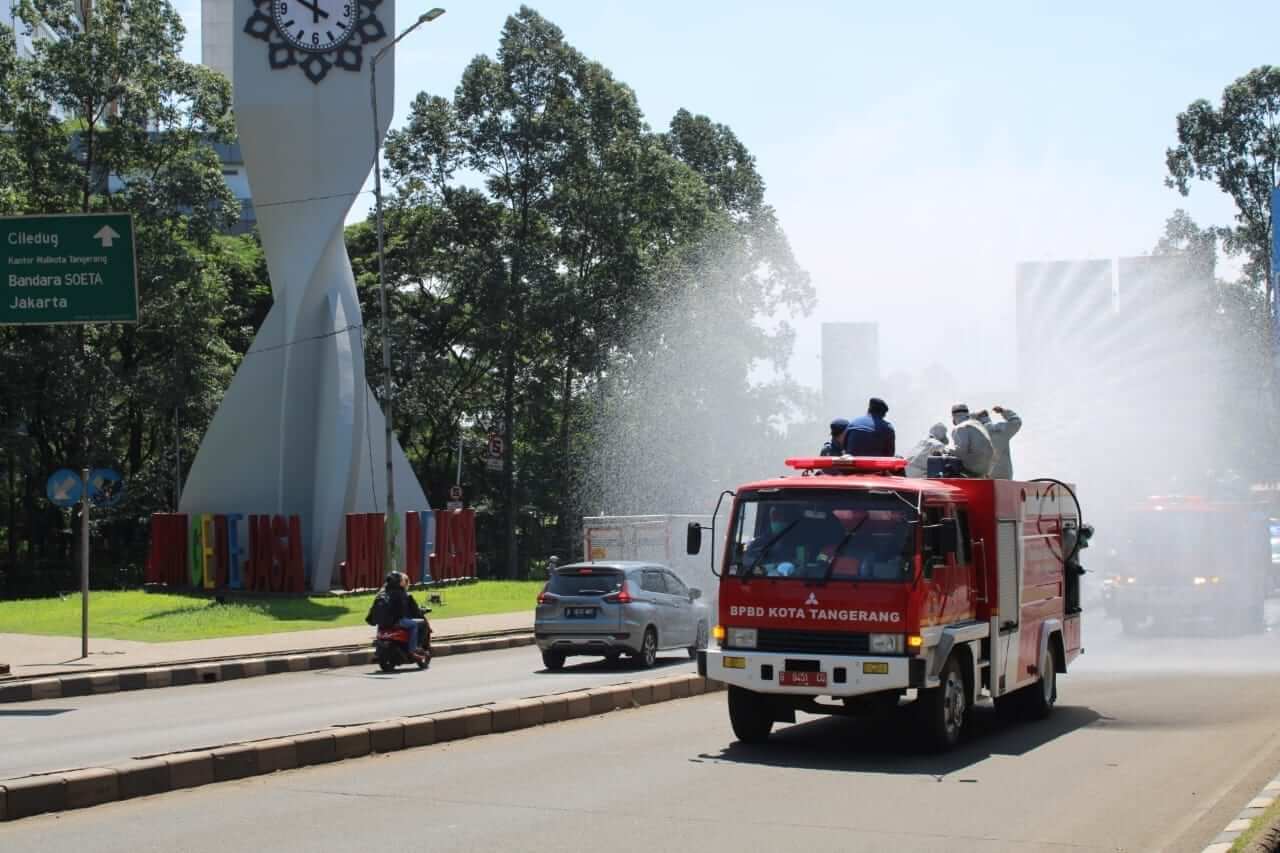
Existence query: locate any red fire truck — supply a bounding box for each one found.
[1107,495,1269,635]
[687,456,1085,750]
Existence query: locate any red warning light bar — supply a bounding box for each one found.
[785,456,908,474]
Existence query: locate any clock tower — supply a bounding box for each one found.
[180,0,430,591]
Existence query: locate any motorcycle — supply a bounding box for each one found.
[374,614,432,672]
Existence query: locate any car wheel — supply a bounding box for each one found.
[689,623,707,660]
[636,627,658,669]
[727,686,773,744]
[541,650,565,671]
[919,656,967,751]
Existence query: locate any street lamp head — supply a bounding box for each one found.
[423,8,446,22]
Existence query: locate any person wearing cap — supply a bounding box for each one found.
[905,422,951,478]
[820,418,850,456]
[976,406,1022,479]
[950,403,994,477]
[843,397,896,457]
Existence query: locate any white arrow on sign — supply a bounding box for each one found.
[93,225,120,248]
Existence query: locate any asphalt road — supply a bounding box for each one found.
[4,641,1280,853]
[0,644,696,779]
[4,606,1279,853]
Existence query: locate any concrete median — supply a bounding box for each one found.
[0,673,725,823]
[0,632,538,705]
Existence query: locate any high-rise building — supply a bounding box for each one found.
[821,322,880,420]
[6,0,83,61]
[201,0,233,85]
[1015,253,1218,507]
[201,1,253,233]
[1016,259,1117,392]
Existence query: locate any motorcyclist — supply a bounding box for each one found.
[383,571,429,661]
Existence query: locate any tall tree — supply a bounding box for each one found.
[366,7,815,577]
[1166,66,1280,293]
[0,0,250,592]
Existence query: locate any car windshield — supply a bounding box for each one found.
[726,492,918,582]
[548,569,624,596]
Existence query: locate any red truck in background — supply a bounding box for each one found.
[1106,495,1269,635]
[688,456,1086,750]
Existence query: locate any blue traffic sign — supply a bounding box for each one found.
[46,469,83,508]
[87,468,124,507]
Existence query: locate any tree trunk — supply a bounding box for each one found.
[557,350,574,561]
[502,342,517,579]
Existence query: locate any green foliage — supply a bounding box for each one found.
[1166,65,1280,289]
[361,6,813,576]
[0,1,263,590]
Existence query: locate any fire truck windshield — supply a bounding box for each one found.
[727,492,918,582]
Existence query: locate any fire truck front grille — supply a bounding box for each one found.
[748,629,870,656]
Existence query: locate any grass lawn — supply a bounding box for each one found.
[0,582,542,643]
[1231,796,1280,852]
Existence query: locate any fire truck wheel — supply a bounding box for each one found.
[920,657,967,750]
[541,650,566,671]
[1024,645,1058,720]
[728,686,774,744]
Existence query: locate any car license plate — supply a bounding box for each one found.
[780,670,827,687]
[564,607,597,618]
[862,662,889,675]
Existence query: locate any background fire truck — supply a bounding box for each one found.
[1106,496,1270,635]
[692,457,1087,750]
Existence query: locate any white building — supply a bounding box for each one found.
[201,0,233,85]
[202,1,252,233]
[6,0,82,60]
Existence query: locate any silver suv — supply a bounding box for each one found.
[535,561,709,670]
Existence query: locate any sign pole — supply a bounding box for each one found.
[80,466,89,659]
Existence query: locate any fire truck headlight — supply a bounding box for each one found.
[726,627,758,649]
[1193,576,1208,586]
[869,633,904,654]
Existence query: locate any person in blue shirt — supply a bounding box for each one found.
[843,397,896,457]
[820,418,850,456]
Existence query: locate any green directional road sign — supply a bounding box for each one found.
[1,213,139,325]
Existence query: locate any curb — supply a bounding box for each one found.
[0,673,726,822]
[1202,771,1280,853]
[0,633,536,705]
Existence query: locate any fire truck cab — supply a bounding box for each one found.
[1108,496,1269,635]
[690,456,1084,750]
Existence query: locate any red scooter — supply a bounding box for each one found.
[374,615,432,672]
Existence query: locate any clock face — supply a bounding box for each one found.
[271,0,357,53]
[245,0,387,84]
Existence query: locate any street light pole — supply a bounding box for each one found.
[370,8,445,575]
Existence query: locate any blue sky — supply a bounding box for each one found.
[176,1,1278,392]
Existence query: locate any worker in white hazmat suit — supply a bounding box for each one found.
[905,423,950,478]
[950,403,994,478]
[976,406,1022,480]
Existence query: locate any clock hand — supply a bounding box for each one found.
[296,0,329,23]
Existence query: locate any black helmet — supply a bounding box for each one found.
[385,572,401,588]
